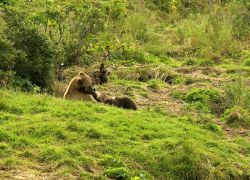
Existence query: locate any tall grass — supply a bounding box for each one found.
[223,75,250,127]
[225,76,250,110]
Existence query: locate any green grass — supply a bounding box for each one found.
[0,89,249,179]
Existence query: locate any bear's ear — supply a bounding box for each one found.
[79,71,86,76]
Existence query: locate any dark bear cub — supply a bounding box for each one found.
[106,96,137,110]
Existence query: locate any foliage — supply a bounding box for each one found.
[222,76,250,127]
[172,88,223,113]
[222,106,250,127]
[0,0,129,90]
[104,167,130,180]
[0,28,17,72]
[148,79,166,90]
[230,2,250,40]
[0,9,54,90]
[184,88,220,103]
[112,46,147,63]
[0,0,250,91]
[224,76,250,109]
[245,58,250,66]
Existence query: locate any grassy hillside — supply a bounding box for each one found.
[0,0,250,179]
[0,89,249,179]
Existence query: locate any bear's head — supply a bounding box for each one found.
[104,97,115,105]
[77,71,95,94]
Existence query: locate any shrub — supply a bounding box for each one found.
[10,77,34,92]
[244,58,250,66]
[104,167,130,180]
[0,30,17,73]
[203,123,222,134]
[182,88,223,113]
[99,154,124,167]
[148,79,165,90]
[1,10,54,90]
[184,88,220,104]
[39,147,63,163]
[112,46,146,64]
[146,0,171,13]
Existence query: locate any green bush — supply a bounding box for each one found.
[99,154,124,167]
[203,123,222,134]
[104,167,130,180]
[148,79,165,90]
[0,30,17,72]
[230,3,250,40]
[184,88,220,103]
[112,47,146,63]
[146,0,171,13]
[1,10,54,90]
[10,77,35,92]
[244,58,250,66]
[178,88,223,113]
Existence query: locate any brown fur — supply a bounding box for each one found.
[92,63,110,85]
[63,72,96,102]
[106,96,137,110]
[93,91,109,103]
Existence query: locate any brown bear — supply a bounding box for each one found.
[63,71,96,102]
[105,96,137,110]
[99,63,108,84]
[92,63,110,85]
[92,91,109,103]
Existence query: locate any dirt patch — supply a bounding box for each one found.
[176,66,222,75]
[213,119,250,141]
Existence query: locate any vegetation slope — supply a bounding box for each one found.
[0,89,249,179]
